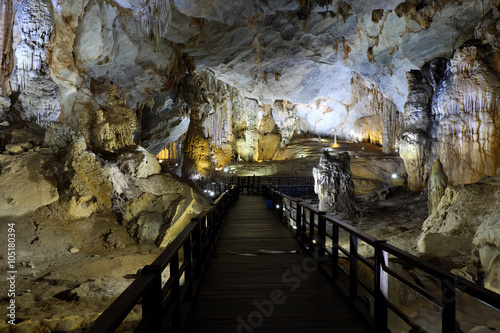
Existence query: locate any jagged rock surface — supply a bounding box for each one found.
[417,175,500,293]
[399,69,433,191]
[313,151,356,213]
[9,0,61,127]
[117,146,161,179]
[429,45,500,185]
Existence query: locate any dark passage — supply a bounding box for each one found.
[185,195,373,333]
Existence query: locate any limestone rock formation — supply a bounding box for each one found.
[141,94,190,155]
[313,151,356,213]
[0,152,59,216]
[9,0,61,127]
[272,100,297,146]
[92,83,137,152]
[182,103,212,178]
[399,70,433,191]
[480,246,500,294]
[124,173,210,247]
[117,146,161,179]
[427,158,448,215]
[429,45,500,185]
[417,175,500,293]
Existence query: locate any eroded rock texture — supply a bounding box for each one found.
[10,0,61,127]
[430,45,500,185]
[427,158,448,216]
[313,151,356,213]
[418,175,500,292]
[399,69,433,191]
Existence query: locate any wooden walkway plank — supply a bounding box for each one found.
[184,195,374,333]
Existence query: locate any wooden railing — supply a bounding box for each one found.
[86,187,239,332]
[196,176,315,197]
[268,188,500,332]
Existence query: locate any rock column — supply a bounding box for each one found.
[313,151,356,213]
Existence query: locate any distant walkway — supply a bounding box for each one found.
[185,195,373,333]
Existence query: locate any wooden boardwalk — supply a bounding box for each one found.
[184,195,374,333]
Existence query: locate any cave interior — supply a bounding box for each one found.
[1,0,500,331]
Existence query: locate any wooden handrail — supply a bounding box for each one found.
[86,187,240,332]
[269,188,500,333]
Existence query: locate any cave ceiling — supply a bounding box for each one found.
[167,0,488,109]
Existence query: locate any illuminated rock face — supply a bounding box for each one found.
[9,0,61,127]
[399,69,433,191]
[429,45,500,185]
[313,151,356,213]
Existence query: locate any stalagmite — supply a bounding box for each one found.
[313,151,356,213]
[427,158,448,215]
[10,0,61,127]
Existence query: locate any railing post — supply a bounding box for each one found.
[308,210,315,252]
[374,240,389,333]
[332,225,339,280]
[184,235,193,300]
[349,235,358,301]
[257,176,260,195]
[295,201,302,238]
[209,204,216,248]
[278,195,284,220]
[317,212,326,261]
[200,216,207,263]
[141,265,163,332]
[442,277,457,333]
[170,253,181,331]
[192,218,202,279]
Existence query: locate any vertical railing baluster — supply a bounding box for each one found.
[200,216,207,264]
[142,265,162,332]
[308,210,315,252]
[209,204,216,250]
[192,218,201,279]
[317,212,326,261]
[302,207,308,247]
[332,225,339,280]
[442,277,457,333]
[170,253,181,331]
[296,201,302,238]
[184,236,193,300]
[374,240,389,333]
[279,194,284,220]
[349,235,358,301]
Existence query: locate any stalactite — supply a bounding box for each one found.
[0,0,14,91]
[9,0,61,127]
[140,0,172,44]
[343,40,351,60]
[336,0,351,23]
